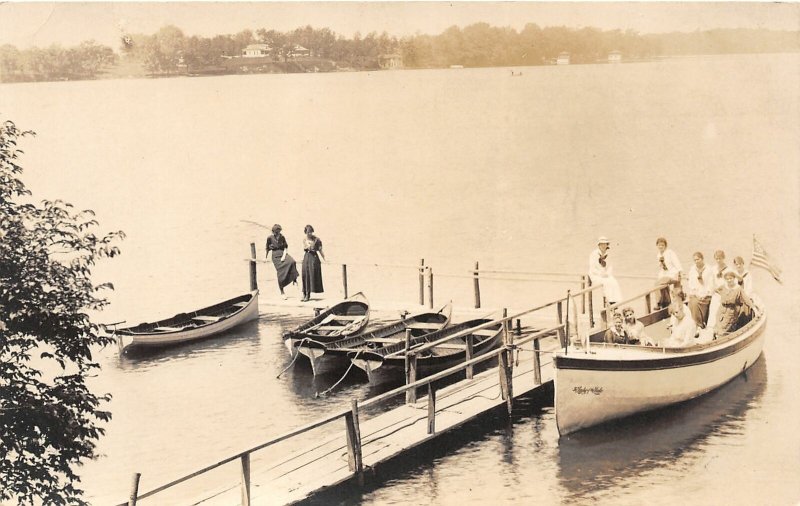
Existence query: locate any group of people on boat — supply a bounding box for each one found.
[590,236,757,347]
[265,224,325,302]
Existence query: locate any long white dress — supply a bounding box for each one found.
[588,247,622,303]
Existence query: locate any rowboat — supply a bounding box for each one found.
[282,292,369,355]
[110,290,260,351]
[295,303,452,375]
[349,318,504,380]
[554,300,767,437]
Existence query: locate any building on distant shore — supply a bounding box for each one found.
[243,44,271,58]
[288,45,311,58]
[556,52,570,65]
[608,50,622,63]
[379,54,403,69]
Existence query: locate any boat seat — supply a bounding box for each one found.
[155,326,182,332]
[472,329,498,337]
[407,322,442,329]
[368,337,405,344]
[434,343,467,350]
[315,325,346,331]
[192,316,221,322]
[232,302,248,307]
[332,315,364,321]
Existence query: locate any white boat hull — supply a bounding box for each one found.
[554,311,767,436]
[124,292,259,348]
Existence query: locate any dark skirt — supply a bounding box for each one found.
[271,249,299,289]
[302,251,324,294]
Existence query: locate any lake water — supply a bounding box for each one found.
[1,53,799,505]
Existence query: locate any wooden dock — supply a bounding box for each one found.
[198,333,560,505]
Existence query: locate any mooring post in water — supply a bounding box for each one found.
[533,337,542,385]
[504,308,514,415]
[404,329,417,404]
[473,261,481,308]
[249,243,258,291]
[342,264,348,299]
[427,267,434,309]
[515,319,521,336]
[427,384,436,435]
[498,308,512,411]
[465,333,474,379]
[240,454,251,506]
[556,300,565,348]
[418,258,425,306]
[344,399,363,483]
[128,472,141,506]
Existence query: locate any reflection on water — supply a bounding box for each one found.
[557,355,768,501]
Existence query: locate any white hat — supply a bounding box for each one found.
[597,236,610,245]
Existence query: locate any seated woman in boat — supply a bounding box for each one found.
[706,250,732,330]
[604,312,635,344]
[665,301,697,347]
[686,251,715,328]
[714,270,754,338]
[588,236,622,305]
[622,306,655,346]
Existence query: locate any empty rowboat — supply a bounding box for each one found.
[110,290,259,351]
[295,303,451,375]
[283,292,369,355]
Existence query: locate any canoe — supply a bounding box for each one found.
[110,290,259,351]
[282,292,369,355]
[554,305,767,437]
[295,303,452,375]
[348,318,504,379]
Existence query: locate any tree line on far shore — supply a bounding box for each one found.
[1,23,798,83]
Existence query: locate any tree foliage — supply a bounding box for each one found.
[0,41,116,83]
[0,119,125,505]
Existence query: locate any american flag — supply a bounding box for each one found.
[751,236,782,283]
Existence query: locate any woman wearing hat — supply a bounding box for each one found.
[266,224,299,299]
[588,236,622,305]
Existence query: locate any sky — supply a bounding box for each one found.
[0,1,798,50]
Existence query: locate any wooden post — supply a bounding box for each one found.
[418,259,425,306]
[587,277,595,327]
[128,472,141,506]
[473,261,481,309]
[505,309,514,415]
[465,333,474,379]
[556,300,565,348]
[645,293,652,314]
[344,399,363,479]
[406,353,418,404]
[427,384,436,434]
[581,275,587,314]
[602,297,609,327]
[427,267,434,309]
[533,338,542,385]
[342,264,349,299]
[498,308,513,414]
[249,243,258,291]
[240,454,251,506]
[515,319,521,336]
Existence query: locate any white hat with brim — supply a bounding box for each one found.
[597,236,610,245]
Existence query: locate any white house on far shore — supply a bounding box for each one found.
[608,50,622,63]
[556,52,570,65]
[243,44,270,57]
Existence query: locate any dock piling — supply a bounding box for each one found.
[556,301,565,348]
[465,334,474,379]
[427,267,434,309]
[342,264,349,299]
[533,338,542,385]
[418,259,425,306]
[405,330,417,404]
[249,243,258,291]
[473,261,481,308]
[240,454,251,506]
[128,472,141,506]
[427,385,436,434]
[344,399,363,481]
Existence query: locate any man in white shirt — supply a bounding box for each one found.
[686,251,715,328]
[655,237,683,309]
[588,236,622,305]
[666,301,697,347]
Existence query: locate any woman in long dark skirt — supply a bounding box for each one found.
[266,224,299,299]
[301,224,325,302]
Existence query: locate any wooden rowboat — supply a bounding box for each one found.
[348,318,504,380]
[282,292,369,355]
[110,290,260,351]
[295,303,452,375]
[554,302,767,437]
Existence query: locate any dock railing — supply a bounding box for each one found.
[118,283,607,505]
